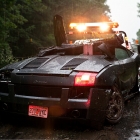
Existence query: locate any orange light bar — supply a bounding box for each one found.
[70,23,87,32]
[69,23,77,29]
[99,23,110,32]
[70,22,119,29]
[76,24,87,32]
[112,22,119,28]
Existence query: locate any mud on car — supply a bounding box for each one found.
[0,15,139,129]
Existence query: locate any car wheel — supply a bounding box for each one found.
[106,85,124,124]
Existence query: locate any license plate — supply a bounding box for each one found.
[28,105,48,118]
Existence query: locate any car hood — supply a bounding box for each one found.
[7,55,111,76]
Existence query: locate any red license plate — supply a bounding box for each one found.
[28,105,48,118]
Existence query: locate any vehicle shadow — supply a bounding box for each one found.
[0,111,119,139]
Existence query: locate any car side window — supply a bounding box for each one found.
[115,48,129,60]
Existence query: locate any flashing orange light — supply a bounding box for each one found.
[70,23,87,32]
[135,39,139,44]
[99,23,110,32]
[69,22,119,32]
[112,22,119,28]
[76,24,87,32]
[70,23,77,29]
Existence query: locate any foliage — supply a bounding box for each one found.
[0,0,17,67]
[0,0,110,67]
[137,29,140,42]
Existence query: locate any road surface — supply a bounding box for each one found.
[0,94,140,140]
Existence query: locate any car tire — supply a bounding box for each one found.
[106,85,124,124]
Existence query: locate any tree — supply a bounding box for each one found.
[42,0,110,29]
[9,0,48,57]
[0,0,111,68]
[0,0,18,67]
[9,0,110,57]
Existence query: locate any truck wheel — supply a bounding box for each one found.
[106,85,124,124]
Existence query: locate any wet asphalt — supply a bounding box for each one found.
[0,94,140,140]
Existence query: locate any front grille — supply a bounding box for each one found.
[14,84,62,98]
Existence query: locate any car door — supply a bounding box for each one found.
[53,15,67,46]
[115,47,137,91]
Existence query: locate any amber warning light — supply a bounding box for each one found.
[135,40,139,44]
[69,22,119,32]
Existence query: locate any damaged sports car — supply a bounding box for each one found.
[0,15,140,129]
